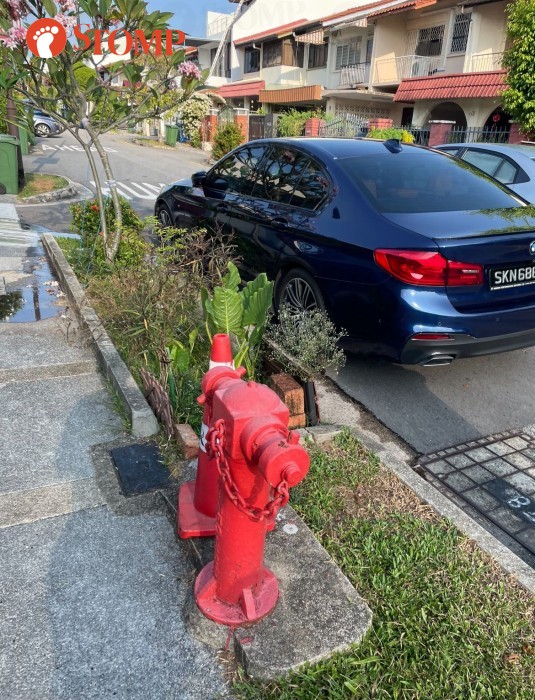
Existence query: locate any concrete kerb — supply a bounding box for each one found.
[17,179,93,205]
[41,233,159,439]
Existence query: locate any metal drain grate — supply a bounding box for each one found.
[419,430,535,557]
[111,442,172,496]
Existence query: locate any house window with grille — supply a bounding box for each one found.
[262,40,282,68]
[308,40,329,69]
[244,46,260,73]
[335,39,361,70]
[415,25,445,57]
[450,13,471,53]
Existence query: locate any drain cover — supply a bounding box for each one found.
[111,442,172,496]
[419,430,535,557]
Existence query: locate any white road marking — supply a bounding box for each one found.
[39,144,117,153]
[89,181,167,200]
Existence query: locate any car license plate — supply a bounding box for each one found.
[489,263,535,290]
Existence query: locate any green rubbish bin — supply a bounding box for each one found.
[0,135,20,195]
[165,124,179,147]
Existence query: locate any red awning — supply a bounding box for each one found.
[368,0,436,19]
[218,80,266,98]
[234,19,309,46]
[394,71,507,101]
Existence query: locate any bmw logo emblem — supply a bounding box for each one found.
[530,241,535,255]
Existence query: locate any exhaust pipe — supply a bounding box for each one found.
[421,354,455,367]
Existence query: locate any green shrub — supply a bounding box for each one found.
[212,122,244,160]
[266,304,346,381]
[71,197,143,239]
[367,127,415,143]
[68,198,146,275]
[277,108,326,137]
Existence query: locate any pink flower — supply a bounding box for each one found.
[54,13,77,29]
[60,0,78,11]
[0,24,27,48]
[178,61,202,81]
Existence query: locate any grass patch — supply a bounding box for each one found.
[18,173,68,198]
[235,430,535,700]
[132,136,176,149]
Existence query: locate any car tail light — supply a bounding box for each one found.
[411,333,452,341]
[374,249,483,287]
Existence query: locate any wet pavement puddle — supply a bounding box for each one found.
[0,242,66,323]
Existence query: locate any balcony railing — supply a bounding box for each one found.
[207,14,232,37]
[468,52,504,73]
[373,55,442,85]
[339,62,371,87]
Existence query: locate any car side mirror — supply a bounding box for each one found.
[209,177,229,192]
[191,171,207,187]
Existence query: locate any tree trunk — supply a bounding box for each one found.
[83,122,123,263]
[78,139,108,248]
[6,91,24,187]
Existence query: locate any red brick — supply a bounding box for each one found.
[269,373,305,416]
[288,413,307,429]
[369,118,394,130]
[174,423,199,460]
[304,118,326,137]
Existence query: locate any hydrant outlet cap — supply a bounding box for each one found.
[283,463,303,487]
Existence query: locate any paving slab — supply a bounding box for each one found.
[0,508,229,700]
[0,317,91,371]
[0,372,123,494]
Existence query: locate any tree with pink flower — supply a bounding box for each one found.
[0,0,206,263]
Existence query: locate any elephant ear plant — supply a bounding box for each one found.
[201,262,273,380]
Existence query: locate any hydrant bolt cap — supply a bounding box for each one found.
[283,463,302,486]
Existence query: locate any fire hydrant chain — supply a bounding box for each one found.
[207,419,290,522]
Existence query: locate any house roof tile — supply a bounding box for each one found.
[394,70,507,101]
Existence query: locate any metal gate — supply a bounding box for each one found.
[319,114,368,138]
[249,114,265,140]
[218,106,235,127]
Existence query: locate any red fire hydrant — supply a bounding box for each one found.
[194,367,310,626]
[178,334,238,539]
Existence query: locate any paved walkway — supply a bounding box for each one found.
[0,218,229,699]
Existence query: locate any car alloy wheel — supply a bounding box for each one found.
[157,204,173,228]
[35,123,51,137]
[277,269,325,317]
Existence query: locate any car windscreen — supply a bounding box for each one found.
[338,152,523,213]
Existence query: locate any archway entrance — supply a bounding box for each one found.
[483,106,512,136]
[428,101,467,127]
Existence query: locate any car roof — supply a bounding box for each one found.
[248,137,433,160]
[438,142,535,160]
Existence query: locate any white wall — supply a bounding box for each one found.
[230,0,367,81]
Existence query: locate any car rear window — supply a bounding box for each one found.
[338,152,522,213]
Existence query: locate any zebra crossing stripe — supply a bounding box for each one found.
[89,181,167,199]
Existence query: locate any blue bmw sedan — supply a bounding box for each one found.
[155,138,535,366]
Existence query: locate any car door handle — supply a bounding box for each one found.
[216,203,229,214]
[272,217,289,228]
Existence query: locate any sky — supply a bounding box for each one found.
[147,0,233,38]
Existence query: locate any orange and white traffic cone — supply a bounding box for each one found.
[177,334,235,538]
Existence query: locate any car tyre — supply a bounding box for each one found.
[35,123,51,138]
[156,202,174,228]
[276,268,325,316]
